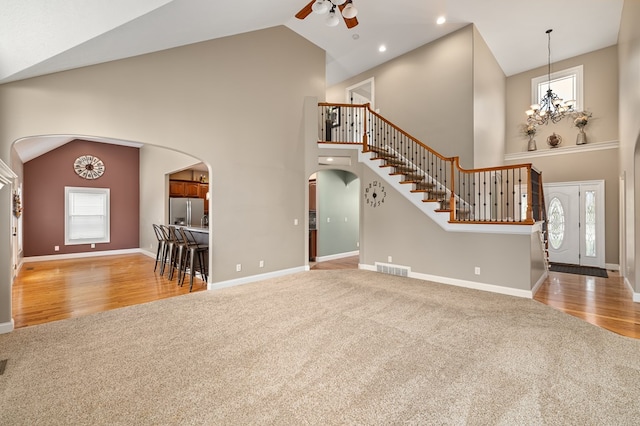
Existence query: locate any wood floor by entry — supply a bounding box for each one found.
[12,254,640,339]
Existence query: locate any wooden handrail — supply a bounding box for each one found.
[317,102,543,226]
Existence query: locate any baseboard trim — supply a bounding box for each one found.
[23,248,143,263]
[531,270,549,296]
[359,264,533,299]
[605,263,620,271]
[624,276,640,303]
[315,250,359,263]
[208,266,307,291]
[0,319,15,334]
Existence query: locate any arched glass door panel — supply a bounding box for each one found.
[548,197,565,250]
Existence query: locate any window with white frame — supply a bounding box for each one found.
[531,65,583,111]
[65,187,110,245]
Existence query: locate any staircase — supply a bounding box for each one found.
[317,102,548,255]
[368,145,465,219]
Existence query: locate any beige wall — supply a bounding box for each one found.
[506,46,618,154]
[359,166,535,291]
[139,145,203,255]
[505,146,619,265]
[327,26,476,168]
[618,0,640,293]
[0,25,326,329]
[472,26,506,168]
[505,45,621,269]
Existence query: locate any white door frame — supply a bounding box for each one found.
[345,77,375,109]
[544,180,605,268]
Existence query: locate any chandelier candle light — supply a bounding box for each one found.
[525,29,576,125]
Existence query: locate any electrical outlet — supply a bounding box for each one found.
[388,256,392,263]
[91,243,96,249]
[54,246,59,251]
[259,260,264,268]
[236,264,242,272]
[344,217,348,222]
[356,241,359,247]
[327,217,331,223]
[475,267,481,275]
[294,219,298,226]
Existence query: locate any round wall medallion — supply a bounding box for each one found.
[74,155,105,180]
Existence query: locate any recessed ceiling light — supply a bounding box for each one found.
[436,16,446,25]
[378,45,387,53]
[352,33,360,40]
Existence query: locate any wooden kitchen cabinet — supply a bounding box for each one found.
[198,184,209,199]
[170,180,201,198]
[199,184,209,214]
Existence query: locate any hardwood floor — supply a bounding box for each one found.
[534,270,640,339]
[12,254,640,339]
[12,253,205,328]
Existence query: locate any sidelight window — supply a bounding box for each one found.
[585,190,596,257]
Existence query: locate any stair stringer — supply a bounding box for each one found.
[357,149,537,236]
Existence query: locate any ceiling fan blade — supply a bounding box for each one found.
[338,3,359,28]
[343,15,358,28]
[295,0,315,20]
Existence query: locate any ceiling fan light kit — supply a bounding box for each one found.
[297,0,359,28]
[341,3,358,19]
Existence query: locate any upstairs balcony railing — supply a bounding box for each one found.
[318,103,545,225]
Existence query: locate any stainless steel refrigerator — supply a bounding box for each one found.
[169,197,205,227]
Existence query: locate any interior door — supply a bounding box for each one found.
[545,181,605,268]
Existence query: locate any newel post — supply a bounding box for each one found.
[526,165,534,223]
[363,103,370,152]
[450,157,458,222]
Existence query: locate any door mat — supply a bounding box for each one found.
[549,263,608,278]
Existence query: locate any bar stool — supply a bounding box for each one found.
[178,227,208,291]
[152,224,168,273]
[167,226,188,281]
[159,225,180,277]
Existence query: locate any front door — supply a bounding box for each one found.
[545,181,605,268]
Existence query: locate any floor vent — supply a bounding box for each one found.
[376,263,410,277]
[0,359,7,376]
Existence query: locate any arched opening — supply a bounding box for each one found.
[11,134,213,327]
[308,168,360,269]
[633,131,640,296]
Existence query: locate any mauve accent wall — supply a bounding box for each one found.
[23,140,140,257]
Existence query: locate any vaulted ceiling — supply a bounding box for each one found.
[3,0,625,162]
[1,0,624,86]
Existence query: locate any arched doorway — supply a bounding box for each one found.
[308,169,360,267]
[11,135,212,327]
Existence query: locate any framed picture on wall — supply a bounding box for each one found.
[328,106,340,127]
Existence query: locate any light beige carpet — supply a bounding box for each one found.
[1,270,639,425]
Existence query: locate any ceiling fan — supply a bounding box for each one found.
[295,0,359,28]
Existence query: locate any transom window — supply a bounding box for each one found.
[65,187,110,245]
[532,65,583,111]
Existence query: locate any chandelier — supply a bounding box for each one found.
[311,0,358,27]
[525,29,575,125]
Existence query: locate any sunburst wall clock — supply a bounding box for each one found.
[73,155,105,180]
